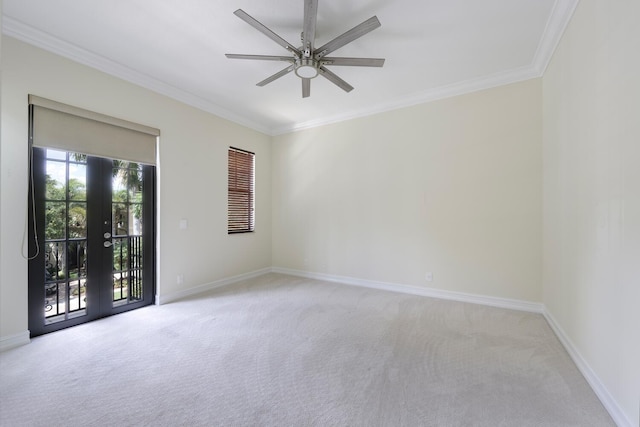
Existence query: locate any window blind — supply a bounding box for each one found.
[228,147,255,233]
[29,95,159,165]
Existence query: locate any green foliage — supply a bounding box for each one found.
[68,179,86,200]
[68,204,87,238]
[44,160,143,279]
[113,162,143,221]
[45,176,87,239]
[45,203,66,240]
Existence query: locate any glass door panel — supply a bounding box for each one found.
[111,161,144,307]
[43,150,88,324]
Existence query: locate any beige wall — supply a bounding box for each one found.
[0,37,272,338]
[273,79,542,302]
[543,0,640,425]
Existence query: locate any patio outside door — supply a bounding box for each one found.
[28,147,155,337]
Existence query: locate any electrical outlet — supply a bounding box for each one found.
[177,274,184,284]
[425,272,433,282]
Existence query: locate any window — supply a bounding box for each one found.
[228,147,255,233]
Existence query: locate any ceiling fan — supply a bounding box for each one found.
[226,0,385,98]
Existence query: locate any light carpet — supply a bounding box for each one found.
[0,273,614,426]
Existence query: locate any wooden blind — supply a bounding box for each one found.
[228,147,255,233]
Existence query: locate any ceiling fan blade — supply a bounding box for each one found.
[233,9,301,56]
[320,57,385,67]
[302,78,311,98]
[226,54,295,62]
[318,66,354,93]
[314,16,381,59]
[256,64,295,87]
[302,0,318,57]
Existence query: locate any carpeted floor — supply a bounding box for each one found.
[0,273,614,426]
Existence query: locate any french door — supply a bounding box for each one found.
[28,147,155,337]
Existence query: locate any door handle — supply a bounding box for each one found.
[103,241,113,248]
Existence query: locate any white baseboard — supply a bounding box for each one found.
[4,268,627,425]
[543,309,633,427]
[0,331,31,352]
[271,267,544,313]
[273,267,631,425]
[156,267,272,305]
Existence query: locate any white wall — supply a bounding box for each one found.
[272,79,542,303]
[542,0,640,425]
[0,37,272,340]
[0,3,4,327]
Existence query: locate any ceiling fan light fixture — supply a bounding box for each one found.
[294,58,319,79]
[227,2,384,97]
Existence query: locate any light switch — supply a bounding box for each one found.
[179,219,188,230]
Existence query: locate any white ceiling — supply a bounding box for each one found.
[2,0,577,135]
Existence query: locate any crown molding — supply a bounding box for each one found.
[531,0,580,75]
[1,16,273,135]
[271,65,540,135]
[3,0,578,137]
[271,0,579,135]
